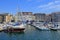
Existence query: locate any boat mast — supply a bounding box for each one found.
[17,0,23,22]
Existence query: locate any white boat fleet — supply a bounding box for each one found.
[0,22,60,32]
[33,22,60,31]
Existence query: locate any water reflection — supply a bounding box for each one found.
[5,32,24,35]
[0,25,60,40]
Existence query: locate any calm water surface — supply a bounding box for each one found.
[0,25,60,40]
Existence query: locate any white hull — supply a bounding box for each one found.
[36,26,50,31]
[2,23,26,32]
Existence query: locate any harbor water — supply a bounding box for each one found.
[0,25,60,40]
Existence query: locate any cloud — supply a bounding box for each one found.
[38,0,60,10]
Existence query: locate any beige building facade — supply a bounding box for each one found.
[15,12,35,22]
[34,13,46,22]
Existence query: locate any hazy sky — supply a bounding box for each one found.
[0,0,60,14]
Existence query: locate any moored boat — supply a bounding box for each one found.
[39,26,50,31]
[4,23,26,32]
[35,25,50,31]
[50,27,60,31]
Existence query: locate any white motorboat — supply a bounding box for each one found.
[35,26,50,31]
[4,23,26,32]
[50,27,60,31]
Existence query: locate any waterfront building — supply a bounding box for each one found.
[0,13,8,23]
[6,14,14,23]
[0,16,3,23]
[15,12,35,22]
[51,12,60,22]
[45,12,60,25]
[34,13,46,22]
[0,13,14,23]
[45,14,52,22]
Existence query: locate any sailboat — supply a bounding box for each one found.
[3,0,26,32]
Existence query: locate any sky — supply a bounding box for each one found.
[0,0,60,14]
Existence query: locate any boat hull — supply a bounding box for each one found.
[50,28,60,31]
[4,28,25,32]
